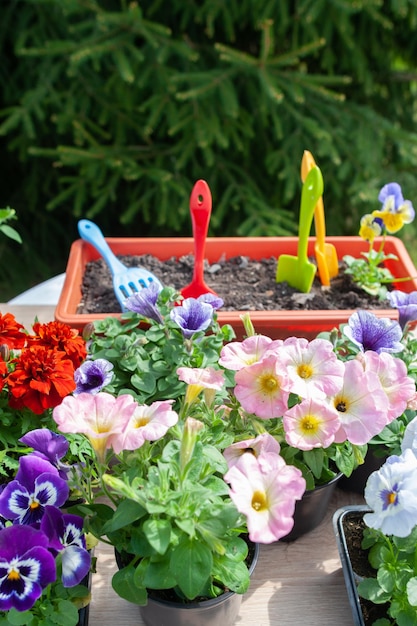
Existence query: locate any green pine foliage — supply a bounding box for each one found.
[1,0,417,297]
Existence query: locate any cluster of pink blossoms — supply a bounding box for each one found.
[219,334,416,450]
[177,331,416,543]
[53,392,178,463]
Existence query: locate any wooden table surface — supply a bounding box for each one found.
[2,304,365,625]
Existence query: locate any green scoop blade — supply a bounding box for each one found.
[276,165,324,293]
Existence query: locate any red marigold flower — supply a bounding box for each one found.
[0,312,26,350]
[0,357,8,393]
[28,321,87,368]
[6,345,76,414]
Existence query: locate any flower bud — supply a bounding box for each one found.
[240,312,256,337]
[0,344,10,363]
[180,417,204,472]
[82,323,95,341]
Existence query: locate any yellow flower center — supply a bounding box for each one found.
[300,414,320,435]
[382,213,404,233]
[386,492,397,506]
[373,210,404,234]
[334,395,349,413]
[259,374,279,395]
[7,569,20,581]
[29,500,40,511]
[134,416,150,429]
[251,490,268,511]
[297,363,313,379]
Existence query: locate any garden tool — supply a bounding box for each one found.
[181,179,218,298]
[276,166,324,292]
[301,150,339,286]
[78,219,163,312]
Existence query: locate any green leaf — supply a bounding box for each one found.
[143,519,172,554]
[170,539,213,599]
[103,499,146,533]
[358,577,392,604]
[213,556,250,593]
[55,600,79,625]
[0,225,21,243]
[302,448,325,479]
[112,564,147,605]
[5,609,33,625]
[377,565,395,593]
[142,556,176,590]
[406,577,417,606]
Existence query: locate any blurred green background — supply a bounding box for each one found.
[1,0,417,301]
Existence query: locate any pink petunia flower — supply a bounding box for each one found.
[330,360,388,445]
[281,337,344,399]
[223,433,281,471]
[116,400,179,453]
[224,451,306,543]
[219,335,283,371]
[177,366,225,407]
[283,397,341,451]
[234,354,290,419]
[359,351,416,423]
[52,392,138,463]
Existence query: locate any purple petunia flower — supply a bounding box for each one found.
[386,290,417,330]
[41,506,91,587]
[170,298,214,339]
[124,281,163,323]
[197,293,224,310]
[343,310,404,354]
[0,456,69,525]
[0,524,56,611]
[19,429,70,479]
[74,358,114,395]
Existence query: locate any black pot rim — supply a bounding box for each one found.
[307,471,343,493]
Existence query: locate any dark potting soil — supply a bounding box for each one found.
[77,254,391,315]
[342,512,389,624]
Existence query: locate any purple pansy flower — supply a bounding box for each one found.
[0,524,56,611]
[378,182,405,210]
[19,429,70,479]
[41,506,91,587]
[343,310,403,354]
[0,456,69,525]
[170,298,214,339]
[74,358,114,395]
[386,290,417,330]
[124,282,163,323]
[364,449,417,537]
[377,182,415,226]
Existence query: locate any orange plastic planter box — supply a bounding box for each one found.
[55,236,417,340]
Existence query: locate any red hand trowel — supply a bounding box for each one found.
[181,180,218,299]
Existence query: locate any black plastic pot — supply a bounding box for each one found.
[116,540,260,626]
[77,556,93,626]
[282,472,342,541]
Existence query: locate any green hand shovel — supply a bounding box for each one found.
[276,165,324,293]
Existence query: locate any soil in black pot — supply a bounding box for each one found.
[77,254,391,315]
[342,512,390,624]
